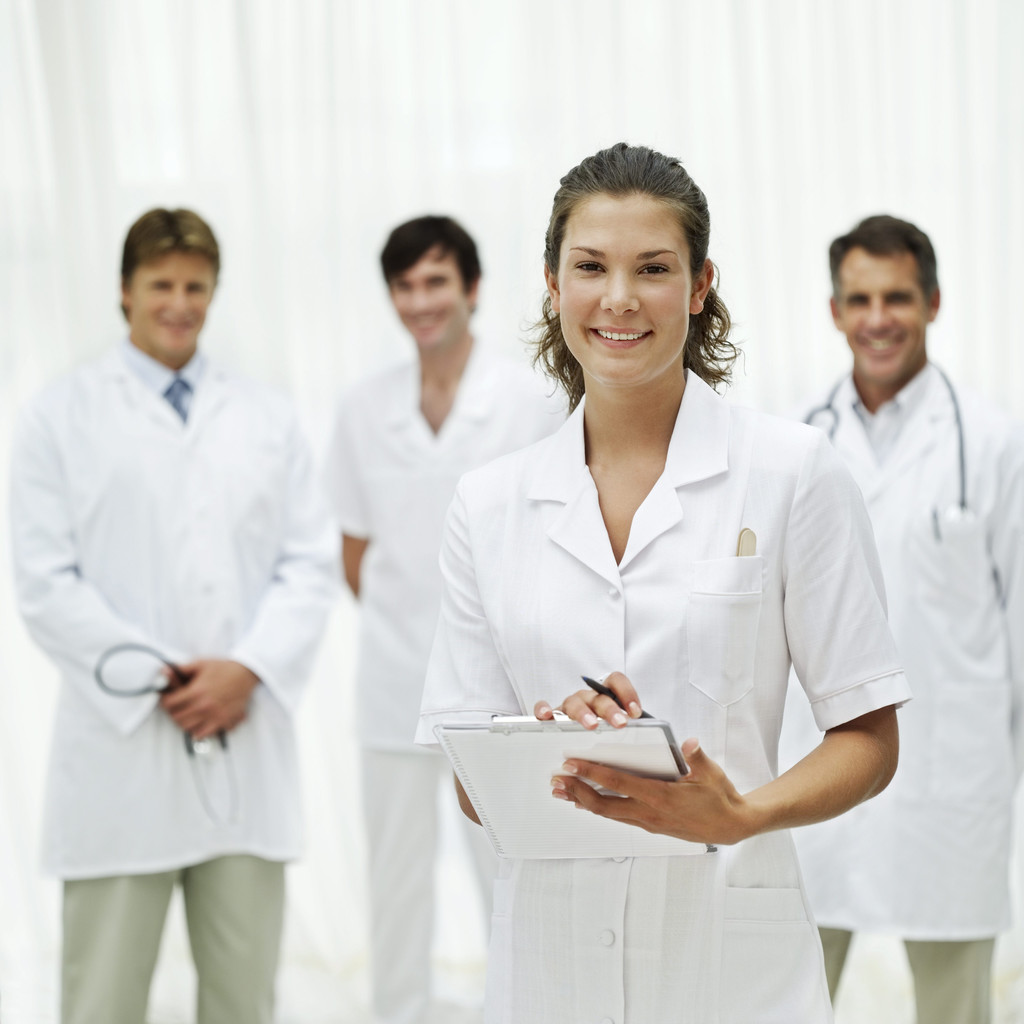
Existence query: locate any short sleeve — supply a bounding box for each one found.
[783,433,911,731]
[323,396,370,538]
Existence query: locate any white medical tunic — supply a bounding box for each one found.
[417,372,910,1023]
[325,344,564,749]
[786,363,1024,938]
[10,347,339,879]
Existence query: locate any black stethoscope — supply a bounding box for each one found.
[94,642,240,825]
[804,365,968,536]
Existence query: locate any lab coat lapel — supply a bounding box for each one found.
[102,353,182,431]
[445,340,492,427]
[826,378,879,490]
[103,350,230,434]
[528,405,622,587]
[381,360,449,449]
[382,346,492,447]
[875,367,944,488]
[832,370,941,506]
[618,373,730,570]
[185,362,231,433]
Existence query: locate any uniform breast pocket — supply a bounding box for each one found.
[686,557,764,707]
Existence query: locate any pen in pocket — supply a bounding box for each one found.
[736,528,757,556]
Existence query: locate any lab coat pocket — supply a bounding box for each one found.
[720,887,829,1022]
[911,508,989,598]
[687,557,764,707]
[908,508,1003,671]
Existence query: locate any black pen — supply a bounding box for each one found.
[582,676,654,719]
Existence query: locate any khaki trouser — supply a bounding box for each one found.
[62,854,285,1024]
[819,926,995,1024]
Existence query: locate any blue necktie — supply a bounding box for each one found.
[163,376,192,421]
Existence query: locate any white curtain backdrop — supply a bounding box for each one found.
[2,1,1023,1021]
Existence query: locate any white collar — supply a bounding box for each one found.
[120,337,207,395]
[526,371,730,503]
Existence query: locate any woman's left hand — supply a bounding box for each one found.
[551,737,758,847]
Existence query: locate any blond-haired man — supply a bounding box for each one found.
[11,208,338,1024]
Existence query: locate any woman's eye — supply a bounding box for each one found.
[576,262,602,272]
[640,264,669,275]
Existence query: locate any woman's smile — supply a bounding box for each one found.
[592,328,651,347]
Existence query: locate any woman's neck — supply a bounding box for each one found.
[418,332,474,433]
[581,374,684,467]
[581,374,685,564]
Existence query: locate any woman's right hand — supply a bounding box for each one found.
[533,670,645,730]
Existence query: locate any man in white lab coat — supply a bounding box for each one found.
[790,215,1024,1023]
[324,215,562,1024]
[10,208,338,1024]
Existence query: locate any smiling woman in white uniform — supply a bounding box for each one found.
[416,143,911,1023]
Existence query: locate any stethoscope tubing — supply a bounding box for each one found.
[94,642,239,824]
[94,641,187,696]
[804,365,966,511]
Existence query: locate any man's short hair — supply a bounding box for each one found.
[380,215,481,291]
[121,207,220,286]
[829,214,938,299]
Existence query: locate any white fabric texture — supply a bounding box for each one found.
[783,363,1024,938]
[324,343,564,748]
[361,748,497,1024]
[10,347,339,878]
[417,373,911,1022]
[325,341,558,1022]
[3,2,1024,1021]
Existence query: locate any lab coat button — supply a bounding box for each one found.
[608,587,619,598]
[612,856,626,863]
[599,929,615,946]
[599,1017,615,1024]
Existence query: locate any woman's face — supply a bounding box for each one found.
[545,192,713,400]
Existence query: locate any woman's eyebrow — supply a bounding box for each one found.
[568,246,676,259]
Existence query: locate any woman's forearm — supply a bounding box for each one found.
[743,704,899,836]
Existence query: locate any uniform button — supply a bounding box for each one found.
[599,1018,615,1024]
[608,587,619,597]
[612,856,626,863]
[600,929,615,946]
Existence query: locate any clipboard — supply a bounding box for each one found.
[434,717,711,859]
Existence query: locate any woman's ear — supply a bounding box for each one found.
[544,264,560,313]
[689,258,715,315]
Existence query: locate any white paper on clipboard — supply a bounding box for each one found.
[434,717,711,859]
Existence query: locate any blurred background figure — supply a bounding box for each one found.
[788,214,1024,1024]
[416,142,907,1024]
[9,208,339,1024]
[324,215,563,1024]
